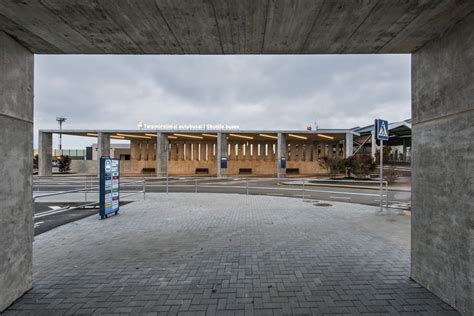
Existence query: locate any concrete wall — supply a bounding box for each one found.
[411,13,474,316]
[0,32,33,311]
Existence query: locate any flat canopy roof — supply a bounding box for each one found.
[41,129,358,142]
[1,1,472,54]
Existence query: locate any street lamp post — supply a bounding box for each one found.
[56,117,67,151]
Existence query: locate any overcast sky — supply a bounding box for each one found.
[34,54,411,149]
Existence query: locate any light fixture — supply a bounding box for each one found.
[144,133,157,137]
[259,133,278,140]
[317,133,334,140]
[168,135,178,139]
[86,133,98,137]
[288,134,307,140]
[173,133,203,139]
[110,135,125,139]
[116,133,151,139]
[202,133,218,138]
[229,133,254,140]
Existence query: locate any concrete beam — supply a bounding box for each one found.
[38,131,52,176]
[0,1,473,54]
[216,133,227,177]
[277,133,286,178]
[0,32,33,312]
[156,133,169,177]
[411,12,474,316]
[345,133,353,158]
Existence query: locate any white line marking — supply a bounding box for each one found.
[329,196,351,200]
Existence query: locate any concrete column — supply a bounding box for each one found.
[402,139,407,162]
[97,132,110,175]
[277,133,286,178]
[177,141,184,160]
[0,32,34,312]
[97,132,110,158]
[345,133,353,158]
[156,133,168,176]
[38,131,52,176]
[371,131,376,158]
[216,133,227,177]
[411,13,473,315]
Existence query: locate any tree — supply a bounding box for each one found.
[345,154,376,179]
[33,154,38,169]
[319,156,345,178]
[57,155,71,173]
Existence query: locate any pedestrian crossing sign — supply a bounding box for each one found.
[375,119,389,141]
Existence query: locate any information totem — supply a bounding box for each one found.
[99,156,120,219]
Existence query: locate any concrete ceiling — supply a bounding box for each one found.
[1,0,473,54]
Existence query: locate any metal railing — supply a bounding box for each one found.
[32,177,146,216]
[33,175,399,213]
[141,177,393,210]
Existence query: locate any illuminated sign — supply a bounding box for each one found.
[137,122,240,130]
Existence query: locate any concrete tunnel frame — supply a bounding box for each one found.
[0,1,473,314]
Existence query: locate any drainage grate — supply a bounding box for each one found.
[314,203,333,207]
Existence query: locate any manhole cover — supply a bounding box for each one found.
[314,203,333,207]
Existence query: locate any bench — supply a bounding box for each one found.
[286,168,300,174]
[142,167,156,174]
[195,168,209,174]
[239,168,252,175]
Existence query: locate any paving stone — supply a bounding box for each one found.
[4,194,459,315]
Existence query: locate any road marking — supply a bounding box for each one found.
[329,196,351,200]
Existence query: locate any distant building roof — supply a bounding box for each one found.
[353,119,411,137]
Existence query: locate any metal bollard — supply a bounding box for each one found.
[143,178,146,200]
[195,179,198,193]
[246,180,249,195]
[166,174,169,194]
[302,180,305,199]
[385,181,389,208]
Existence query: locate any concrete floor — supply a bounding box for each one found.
[5,194,457,315]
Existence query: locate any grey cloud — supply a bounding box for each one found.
[34,54,410,148]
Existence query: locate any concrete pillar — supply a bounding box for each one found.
[277,133,286,178]
[411,13,473,315]
[0,32,34,312]
[345,133,353,158]
[156,133,168,176]
[402,139,407,162]
[97,132,110,158]
[38,131,52,176]
[217,133,227,177]
[371,131,376,158]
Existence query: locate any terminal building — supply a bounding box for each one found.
[38,129,358,177]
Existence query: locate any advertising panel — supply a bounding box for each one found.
[100,157,120,219]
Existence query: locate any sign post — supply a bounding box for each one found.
[375,119,389,213]
[99,156,120,219]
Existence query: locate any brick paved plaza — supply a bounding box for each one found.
[5,194,458,315]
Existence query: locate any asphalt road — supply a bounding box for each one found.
[34,202,130,236]
[32,177,410,235]
[33,176,411,207]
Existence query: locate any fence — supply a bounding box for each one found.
[32,176,392,213]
